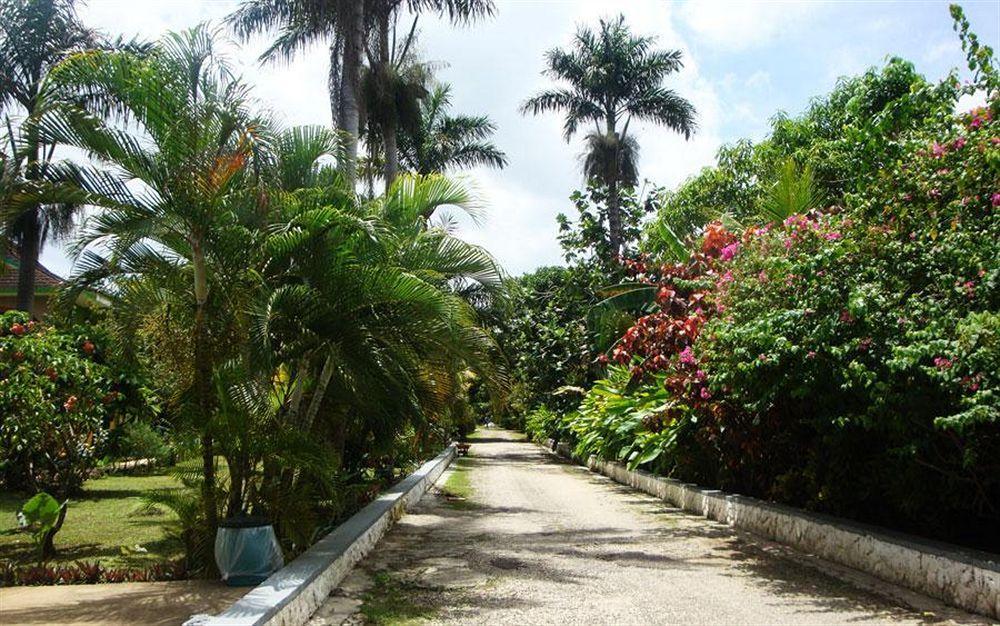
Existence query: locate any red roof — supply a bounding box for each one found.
[0,253,65,293]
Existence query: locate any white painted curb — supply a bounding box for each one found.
[187,444,456,626]
[545,438,1000,619]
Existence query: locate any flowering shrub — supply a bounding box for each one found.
[558,100,999,549]
[0,312,134,496]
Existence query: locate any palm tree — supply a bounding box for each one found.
[521,14,696,260]
[43,26,272,535]
[229,0,495,188]
[400,83,507,175]
[228,0,365,184]
[0,0,95,314]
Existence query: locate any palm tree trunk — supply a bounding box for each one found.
[607,176,623,261]
[15,210,40,314]
[378,11,399,188]
[605,116,623,262]
[191,243,217,534]
[338,0,365,185]
[16,137,42,315]
[303,353,335,431]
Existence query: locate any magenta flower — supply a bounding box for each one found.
[699,387,712,400]
[679,346,696,366]
[823,232,842,241]
[933,356,954,370]
[720,242,739,261]
[952,136,967,150]
[991,193,1000,207]
[930,142,946,157]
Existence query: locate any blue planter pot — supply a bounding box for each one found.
[215,516,284,586]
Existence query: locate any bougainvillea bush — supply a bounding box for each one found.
[0,311,148,496]
[553,102,1000,550]
[694,105,1000,547]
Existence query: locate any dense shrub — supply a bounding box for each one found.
[1,312,111,495]
[549,12,1000,550]
[114,421,171,465]
[693,106,1000,547]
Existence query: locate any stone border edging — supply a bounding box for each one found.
[544,438,999,619]
[187,444,457,626]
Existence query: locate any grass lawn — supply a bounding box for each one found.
[0,468,187,569]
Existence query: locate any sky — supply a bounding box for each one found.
[39,0,1000,277]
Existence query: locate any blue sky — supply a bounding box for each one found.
[40,0,1000,277]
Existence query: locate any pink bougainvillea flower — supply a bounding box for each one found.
[720,242,739,261]
[952,136,967,150]
[991,192,1000,207]
[678,346,696,366]
[823,232,842,240]
[699,387,712,400]
[933,356,954,370]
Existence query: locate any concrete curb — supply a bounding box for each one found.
[187,444,456,626]
[543,438,1000,619]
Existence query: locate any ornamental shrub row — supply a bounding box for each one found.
[541,98,1000,550]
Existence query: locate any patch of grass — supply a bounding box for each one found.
[466,428,524,441]
[0,468,187,569]
[360,571,438,625]
[439,458,478,510]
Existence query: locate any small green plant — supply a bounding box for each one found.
[117,421,170,465]
[19,492,67,561]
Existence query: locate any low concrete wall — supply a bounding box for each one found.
[546,440,1000,619]
[187,445,456,626]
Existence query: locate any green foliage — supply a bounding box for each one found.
[0,311,150,496]
[19,492,66,560]
[116,421,170,465]
[649,57,959,245]
[759,159,825,223]
[523,405,567,443]
[563,367,686,471]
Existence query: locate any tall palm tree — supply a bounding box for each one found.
[522,14,696,259]
[229,0,495,189]
[400,83,507,175]
[42,26,272,535]
[366,1,495,187]
[228,0,365,184]
[0,0,95,314]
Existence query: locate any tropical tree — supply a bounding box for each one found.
[0,0,96,314]
[363,1,495,188]
[41,26,272,535]
[521,14,696,260]
[229,0,495,189]
[227,0,365,183]
[400,83,507,175]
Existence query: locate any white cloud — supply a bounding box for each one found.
[678,0,822,51]
[745,70,771,90]
[924,39,962,64]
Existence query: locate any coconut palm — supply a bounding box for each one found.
[400,83,506,175]
[227,0,365,183]
[0,0,96,314]
[229,0,494,188]
[521,14,697,259]
[41,26,273,534]
[366,1,494,187]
